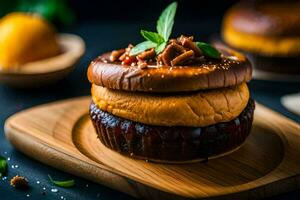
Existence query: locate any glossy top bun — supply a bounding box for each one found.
[88,47,252,93]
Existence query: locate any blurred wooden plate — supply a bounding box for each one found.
[281,93,300,116]
[211,36,300,82]
[253,69,300,82]
[0,33,85,88]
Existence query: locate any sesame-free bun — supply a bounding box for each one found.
[91,82,250,127]
[87,48,252,93]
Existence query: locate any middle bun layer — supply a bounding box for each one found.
[91,83,249,127]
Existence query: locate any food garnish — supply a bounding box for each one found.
[10,175,29,189]
[0,156,7,177]
[48,175,75,188]
[196,42,221,59]
[110,2,221,68]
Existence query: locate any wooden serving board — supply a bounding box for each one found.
[4,97,300,199]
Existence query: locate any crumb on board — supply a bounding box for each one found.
[10,175,29,189]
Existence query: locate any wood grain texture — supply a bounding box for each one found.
[4,97,300,199]
[0,34,85,88]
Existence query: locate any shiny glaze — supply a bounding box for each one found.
[97,48,246,76]
[87,47,252,92]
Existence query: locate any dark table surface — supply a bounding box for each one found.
[0,21,300,200]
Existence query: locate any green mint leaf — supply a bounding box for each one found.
[141,30,164,44]
[48,175,75,188]
[156,2,177,41]
[155,42,167,54]
[0,156,7,177]
[196,42,221,59]
[129,41,157,56]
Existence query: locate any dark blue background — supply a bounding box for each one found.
[1,1,300,199]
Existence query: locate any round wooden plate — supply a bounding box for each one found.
[0,33,85,88]
[5,97,300,199]
[73,114,283,197]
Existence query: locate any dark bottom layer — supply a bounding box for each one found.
[89,99,255,162]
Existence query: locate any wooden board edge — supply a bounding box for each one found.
[4,96,90,123]
[5,123,300,200]
[4,97,300,199]
[4,120,192,200]
[4,123,138,198]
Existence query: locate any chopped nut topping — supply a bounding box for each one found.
[158,36,206,66]
[157,54,164,66]
[10,175,29,189]
[137,48,155,60]
[109,35,220,68]
[137,60,148,69]
[171,50,194,66]
[108,44,135,63]
[169,39,178,44]
[171,42,186,54]
[119,52,127,61]
[110,49,125,62]
[161,43,179,65]
[181,37,202,56]
[178,35,194,43]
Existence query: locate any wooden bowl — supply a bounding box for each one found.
[0,33,85,88]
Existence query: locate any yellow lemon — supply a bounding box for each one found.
[0,12,60,70]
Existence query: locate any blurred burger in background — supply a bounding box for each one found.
[222,0,300,75]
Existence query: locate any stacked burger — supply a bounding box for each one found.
[87,2,255,163]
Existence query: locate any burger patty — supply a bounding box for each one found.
[89,99,255,162]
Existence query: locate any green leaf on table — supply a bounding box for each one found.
[129,41,157,56]
[155,42,167,54]
[196,42,221,59]
[0,156,7,177]
[141,30,165,44]
[156,2,178,41]
[48,175,75,188]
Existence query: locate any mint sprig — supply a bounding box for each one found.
[155,42,167,54]
[157,2,177,41]
[48,175,75,188]
[129,41,157,56]
[196,42,221,59]
[129,2,221,59]
[130,2,178,56]
[141,30,164,44]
